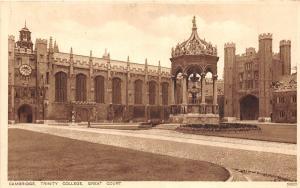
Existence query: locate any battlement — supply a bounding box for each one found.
[8,35,15,41]
[36,38,47,44]
[53,51,170,76]
[259,33,272,40]
[280,40,291,46]
[224,42,235,48]
[246,47,256,55]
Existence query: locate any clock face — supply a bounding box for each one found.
[19,64,32,76]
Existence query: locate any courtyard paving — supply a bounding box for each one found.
[10,124,297,181]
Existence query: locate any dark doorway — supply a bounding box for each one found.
[18,105,33,123]
[240,95,259,120]
[75,108,89,122]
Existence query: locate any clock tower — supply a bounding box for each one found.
[8,23,39,123]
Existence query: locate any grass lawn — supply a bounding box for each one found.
[8,129,229,181]
[177,124,296,144]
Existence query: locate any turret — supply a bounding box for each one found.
[17,21,33,50]
[144,58,148,73]
[49,37,53,53]
[70,47,73,59]
[126,56,130,72]
[280,40,291,75]
[258,33,273,121]
[103,48,110,60]
[224,42,236,118]
[158,60,161,72]
[8,35,15,83]
[54,40,59,53]
[69,47,74,75]
[35,38,48,62]
[89,50,93,65]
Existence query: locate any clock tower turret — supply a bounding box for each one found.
[16,21,33,50]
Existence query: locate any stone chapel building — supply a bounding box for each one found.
[8,24,173,123]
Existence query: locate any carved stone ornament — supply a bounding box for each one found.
[171,17,217,58]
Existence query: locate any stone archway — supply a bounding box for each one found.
[18,104,33,123]
[240,95,259,120]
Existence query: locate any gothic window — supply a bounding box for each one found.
[95,76,104,103]
[292,95,296,103]
[291,111,297,117]
[112,77,121,104]
[239,73,243,81]
[162,82,169,105]
[279,111,285,118]
[76,73,86,101]
[134,79,143,104]
[254,71,259,80]
[15,88,19,98]
[46,72,49,84]
[31,89,35,98]
[17,58,21,65]
[149,81,157,105]
[55,72,67,102]
[279,97,285,103]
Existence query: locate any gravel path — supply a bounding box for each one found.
[11,124,297,181]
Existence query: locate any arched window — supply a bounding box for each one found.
[149,81,157,105]
[112,77,121,104]
[162,82,169,105]
[95,76,104,103]
[134,80,143,104]
[76,74,87,101]
[55,72,67,102]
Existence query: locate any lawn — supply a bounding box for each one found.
[8,129,229,181]
[177,124,296,143]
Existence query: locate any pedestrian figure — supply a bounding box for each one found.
[87,113,91,128]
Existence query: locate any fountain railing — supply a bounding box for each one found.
[171,103,218,115]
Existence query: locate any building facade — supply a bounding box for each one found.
[272,73,297,123]
[223,33,296,122]
[9,21,295,124]
[8,24,173,124]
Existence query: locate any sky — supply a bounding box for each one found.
[5,1,300,78]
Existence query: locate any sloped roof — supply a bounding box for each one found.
[273,73,297,92]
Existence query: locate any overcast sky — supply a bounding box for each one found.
[6,1,300,78]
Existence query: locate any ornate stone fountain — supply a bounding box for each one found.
[169,16,219,125]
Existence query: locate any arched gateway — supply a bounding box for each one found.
[18,104,33,123]
[240,95,259,120]
[169,16,220,124]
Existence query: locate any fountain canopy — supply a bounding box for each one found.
[171,16,217,58]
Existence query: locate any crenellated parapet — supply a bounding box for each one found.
[259,33,272,40]
[280,40,291,46]
[246,47,256,55]
[224,42,236,48]
[35,38,47,45]
[9,35,15,41]
[53,51,171,77]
